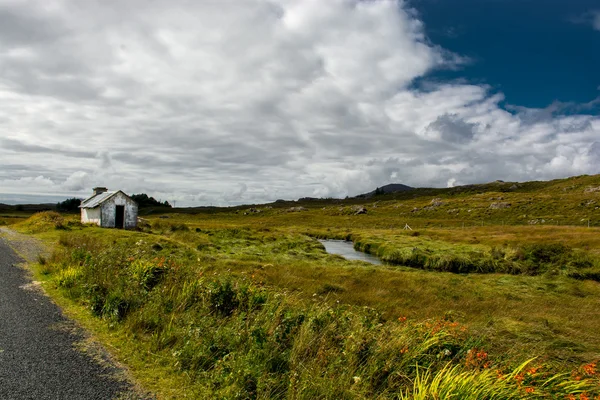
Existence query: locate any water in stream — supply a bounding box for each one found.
[318,239,382,265]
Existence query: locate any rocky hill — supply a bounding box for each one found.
[358,183,414,198]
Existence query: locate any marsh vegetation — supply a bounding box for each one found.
[10,174,600,398]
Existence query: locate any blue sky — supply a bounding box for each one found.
[415,0,599,110]
[0,0,598,205]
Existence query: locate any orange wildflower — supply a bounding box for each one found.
[465,348,489,369]
[583,362,597,376]
[566,395,576,400]
[525,387,535,394]
[515,373,525,384]
[580,393,590,400]
[398,316,407,322]
[527,366,541,375]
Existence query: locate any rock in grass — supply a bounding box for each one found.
[287,207,307,212]
[430,198,444,207]
[584,186,600,193]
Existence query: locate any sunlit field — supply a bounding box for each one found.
[8,174,600,398]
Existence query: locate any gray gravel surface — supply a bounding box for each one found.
[0,236,139,399]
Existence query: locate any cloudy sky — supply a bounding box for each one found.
[1,0,599,206]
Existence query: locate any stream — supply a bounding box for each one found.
[318,239,382,265]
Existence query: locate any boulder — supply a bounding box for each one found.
[430,198,444,207]
[584,186,600,193]
[287,206,307,212]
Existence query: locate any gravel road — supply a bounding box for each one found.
[0,231,142,399]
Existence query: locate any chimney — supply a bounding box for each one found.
[93,187,108,196]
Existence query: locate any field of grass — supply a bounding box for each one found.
[0,211,33,226]
[8,174,600,398]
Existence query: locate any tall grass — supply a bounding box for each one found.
[41,230,600,398]
[13,211,83,233]
[336,232,600,279]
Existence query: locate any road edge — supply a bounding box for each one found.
[0,227,154,400]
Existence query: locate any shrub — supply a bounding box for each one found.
[209,280,240,316]
[129,259,166,292]
[169,223,189,232]
[102,291,130,321]
[37,254,47,265]
[55,267,82,289]
[568,269,600,282]
[523,243,571,264]
[86,284,108,317]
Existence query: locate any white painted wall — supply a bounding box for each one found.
[81,207,101,225]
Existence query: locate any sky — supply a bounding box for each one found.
[0,0,599,206]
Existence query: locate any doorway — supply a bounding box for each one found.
[115,205,125,229]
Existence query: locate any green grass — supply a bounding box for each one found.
[12,211,81,233]
[13,172,600,399]
[39,229,600,398]
[0,212,32,226]
[24,220,599,398]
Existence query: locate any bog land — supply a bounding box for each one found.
[2,174,600,399]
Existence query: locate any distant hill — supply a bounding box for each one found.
[358,183,414,198]
[0,203,56,212]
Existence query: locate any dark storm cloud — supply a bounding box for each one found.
[424,114,478,144]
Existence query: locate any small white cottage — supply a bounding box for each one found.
[79,187,138,229]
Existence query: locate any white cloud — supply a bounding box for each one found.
[570,10,600,31]
[62,171,89,191]
[0,0,598,206]
[593,11,600,30]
